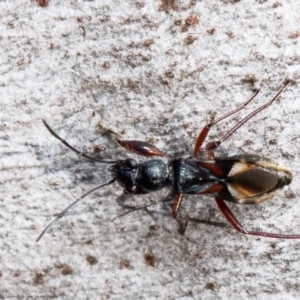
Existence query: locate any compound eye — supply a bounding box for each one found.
[125,158,137,169]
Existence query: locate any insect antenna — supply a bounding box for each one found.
[36,178,116,242]
[42,119,117,164]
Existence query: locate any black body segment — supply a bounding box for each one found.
[136,159,170,192]
[109,154,292,203]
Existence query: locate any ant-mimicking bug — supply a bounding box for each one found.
[37,80,300,242]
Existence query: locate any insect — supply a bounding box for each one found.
[37,80,300,242]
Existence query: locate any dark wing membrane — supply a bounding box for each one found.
[213,154,291,204]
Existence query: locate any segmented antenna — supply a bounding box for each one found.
[42,119,117,164]
[36,178,116,242]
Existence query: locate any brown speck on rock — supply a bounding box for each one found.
[120,260,133,269]
[185,35,197,45]
[272,2,281,8]
[205,282,216,290]
[165,71,174,78]
[61,265,73,275]
[288,31,300,39]
[241,74,258,86]
[86,255,98,265]
[33,0,49,7]
[185,15,199,26]
[34,272,45,285]
[159,0,178,11]
[207,28,216,35]
[144,252,155,267]
[135,1,145,8]
[269,139,277,145]
[143,39,154,47]
[102,62,110,69]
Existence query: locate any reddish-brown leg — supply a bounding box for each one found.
[172,193,189,234]
[215,197,300,239]
[203,81,290,158]
[194,90,259,156]
[172,193,183,218]
[117,140,166,157]
[172,182,224,231]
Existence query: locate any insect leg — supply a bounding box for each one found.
[171,193,189,234]
[215,197,300,239]
[172,193,183,218]
[205,81,290,158]
[117,140,166,157]
[194,90,259,156]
